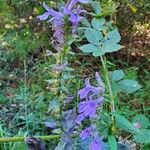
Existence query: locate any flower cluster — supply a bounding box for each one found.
[76,72,104,150]
[37,0,89,51]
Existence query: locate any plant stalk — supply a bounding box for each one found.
[100,55,115,112]
[0,133,78,143]
[0,135,60,143]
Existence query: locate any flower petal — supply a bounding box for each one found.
[76,114,85,124]
[89,138,102,150]
[37,12,50,21]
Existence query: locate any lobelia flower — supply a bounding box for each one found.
[76,99,102,123]
[37,0,88,50]
[76,72,104,123]
[76,72,104,150]
[78,72,104,100]
[89,137,102,150]
[80,126,93,139]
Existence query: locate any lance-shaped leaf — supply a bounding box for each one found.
[133,129,150,144]
[112,112,140,134]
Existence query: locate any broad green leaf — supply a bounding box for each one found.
[103,42,122,53]
[110,70,125,81]
[91,18,105,29]
[79,44,100,53]
[108,135,117,150]
[113,113,140,133]
[118,79,142,93]
[132,114,149,129]
[134,129,150,144]
[107,30,121,44]
[84,28,103,45]
[92,47,103,56]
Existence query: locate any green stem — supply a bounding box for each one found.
[100,56,116,135]
[0,135,60,143]
[100,55,115,112]
[0,134,78,143]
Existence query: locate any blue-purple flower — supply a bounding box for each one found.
[89,138,102,150]
[37,0,89,50]
[76,72,104,150]
[80,126,103,150]
[76,99,101,123]
[78,72,104,100]
[76,72,104,123]
[80,126,93,139]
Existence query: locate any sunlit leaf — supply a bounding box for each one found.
[85,28,103,45]
[110,70,125,81]
[134,129,150,144]
[113,112,140,133]
[118,79,142,93]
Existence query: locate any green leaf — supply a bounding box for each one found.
[103,42,122,53]
[81,18,91,28]
[134,129,150,144]
[111,81,122,94]
[84,28,103,45]
[132,114,149,129]
[118,79,142,93]
[113,113,140,133]
[92,47,103,56]
[91,18,105,29]
[108,135,117,150]
[107,30,121,44]
[110,70,125,81]
[79,44,100,53]
[91,1,102,14]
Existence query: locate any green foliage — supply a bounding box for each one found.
[133,129,150,144]
[91,18,105,30]
[0,0,149,149]
[112,113,140,133]
[79,44,101,53]
[108,135,117,150]
[109,70,125,81]
[132,114,149,129]
[110,69,141,94]
[118,79,142,94]
[80,17,122,57]
[84,28,103,45]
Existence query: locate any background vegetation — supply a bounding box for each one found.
[0,0,149,149]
